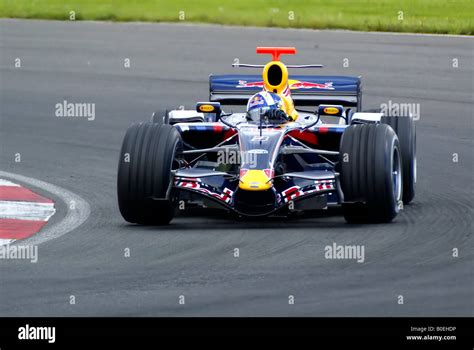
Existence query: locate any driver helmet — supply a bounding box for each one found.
[246,91,283,121]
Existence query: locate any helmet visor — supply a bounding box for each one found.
[247,106,270,121]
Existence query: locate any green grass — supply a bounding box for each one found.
[0,0,473,35]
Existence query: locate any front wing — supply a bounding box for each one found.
[173,171,337,215]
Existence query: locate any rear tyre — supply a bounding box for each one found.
[117,122,181,225]
[381,115,416,204]
[340,123,402,223]
[151,110,170,124]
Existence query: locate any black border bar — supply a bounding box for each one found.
[0,317,473,346]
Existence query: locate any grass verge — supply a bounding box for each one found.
[0,0,473,35]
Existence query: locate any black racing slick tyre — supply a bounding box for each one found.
[151,110,170,125]
[340,123,402,223]
[382,115,416,204]
[117,122,182,225]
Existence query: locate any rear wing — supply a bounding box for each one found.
[209,75,362,110]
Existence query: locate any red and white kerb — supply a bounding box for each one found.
[0,179,56,246]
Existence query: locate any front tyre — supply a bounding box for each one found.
[340,123,402,223]
[117,122,181,225]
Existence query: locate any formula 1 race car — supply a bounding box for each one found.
[117,47,416,224]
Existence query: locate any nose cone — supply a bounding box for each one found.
[239,170,273,191]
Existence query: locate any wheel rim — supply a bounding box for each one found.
[392,146,402,202]
[413,132,417,183]
[164,137,183,199]
[413,154,417,184]
[171,138,183,171]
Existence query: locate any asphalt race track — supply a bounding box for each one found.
[0,20,472,316]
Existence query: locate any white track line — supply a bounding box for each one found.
[0,238,15,246]
[0,171,91,246]
[1,19,470,39]
[0,201,56,221]
[0,179,20,187]
[122,21,474,39]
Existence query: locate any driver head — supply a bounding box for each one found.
[246,91,283,121]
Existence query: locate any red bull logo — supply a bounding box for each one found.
[236,80,265,88]
[248,95,264,108]
[236,80,334,90]
[289,81,335,90]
